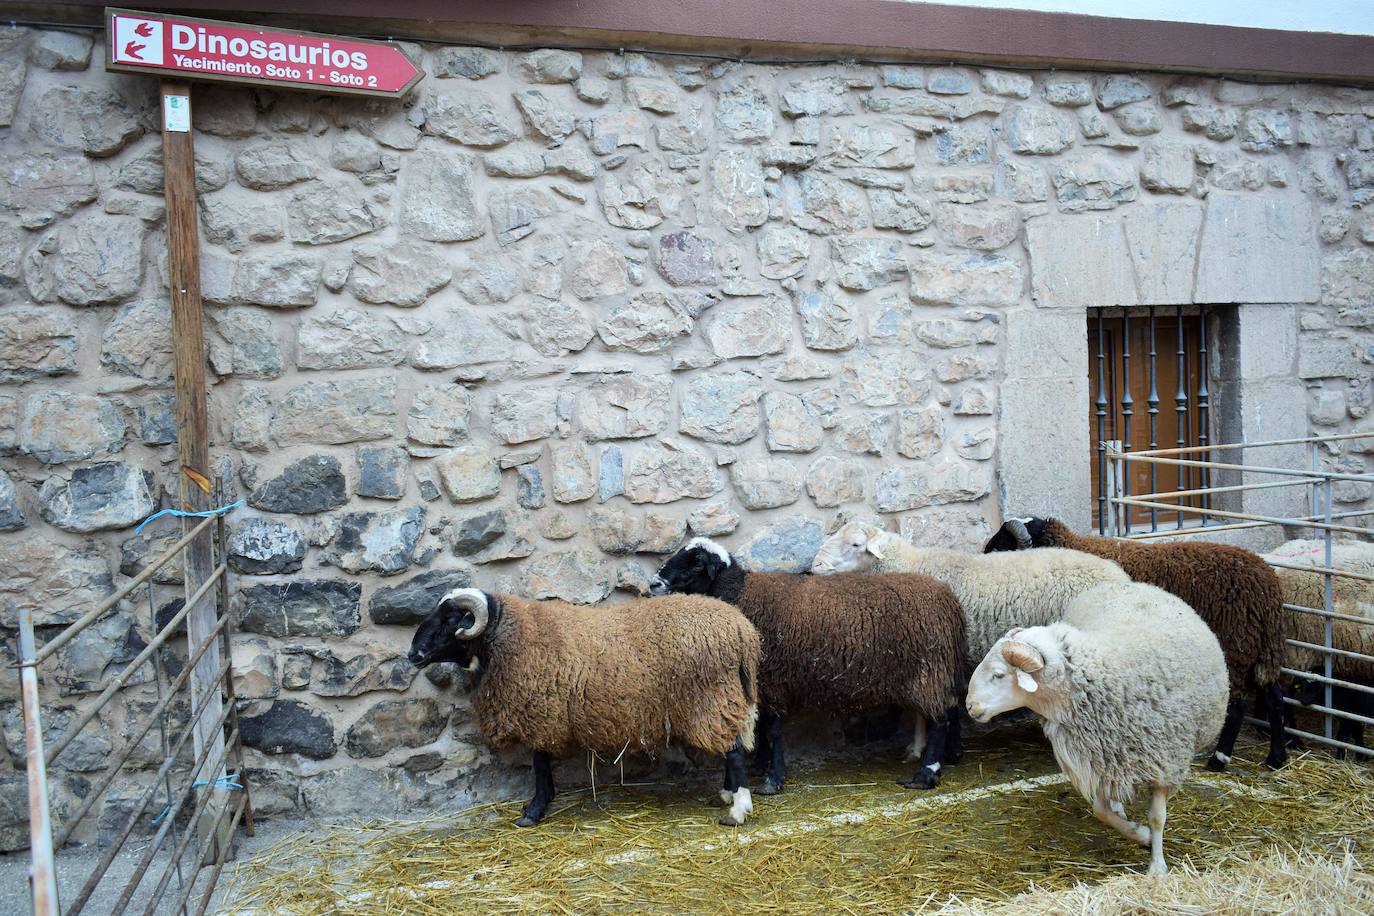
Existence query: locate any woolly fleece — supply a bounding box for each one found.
[471,593,760,758]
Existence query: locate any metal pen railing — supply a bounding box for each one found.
[16,483,254,916]
[1105,434,1374,759]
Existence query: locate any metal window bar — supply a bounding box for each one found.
[1104,434,1374,759]
[15,479,253,916]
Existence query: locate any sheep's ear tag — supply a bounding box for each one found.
[1014,669,1039,693]
[865,541,885,560]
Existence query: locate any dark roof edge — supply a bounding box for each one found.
[23,0,1374,86]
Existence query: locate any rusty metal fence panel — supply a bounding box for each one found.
[15,492,253,915]
[1107,433,1374,759]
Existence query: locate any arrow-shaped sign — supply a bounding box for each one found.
[123,40,145,60]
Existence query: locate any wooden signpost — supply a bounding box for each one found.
[106,7,420,847]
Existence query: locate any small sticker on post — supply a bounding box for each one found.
[163,94,190,132]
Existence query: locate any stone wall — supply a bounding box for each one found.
[0,25,1372,834]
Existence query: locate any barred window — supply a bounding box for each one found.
[1088,306,1214,534]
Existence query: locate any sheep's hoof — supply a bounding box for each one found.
[1264,751,1288,770]
[515,815,540,828]
[901,769,940,790]
[758,778,783,796]
[718,813,744,827]
[1147,861,1168,878]
[1204,755,1228,773]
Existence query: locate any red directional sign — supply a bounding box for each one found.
[105,8,422,98]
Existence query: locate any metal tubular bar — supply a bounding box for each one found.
[1136,430,1374,458]
[44,562,227,768]
[1284,602,1374,626]
[192,796,249,916]
[1121,311,1133,535]
[1118,452,1374,482]
[54,655,231,849]
[1174,304,1187,529]
[1137,477,1312,501]
[1271,562,1374,584]
[1322,487,1335,740]
[1282,668,1374,697]
[1197,305,1210,526]
[146,581,186,914]
[65,695,236,916]
[136,728,245,916]
[1124,506,1374,540]
[1112,497,1374,536]
[1282,696,1374,728]
[1095,311,1109,535]
[1286,639,1374,664]
[216,506,255,838]
[30,515,216,667]
[1147,305,1159,532]
[18,607,59,916]
[1243,719,1374,757]
[53,624,230,847]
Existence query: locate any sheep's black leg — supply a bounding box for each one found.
[516,751,555,827]
[902,715,948,789]
[759,713,786,795]
[1263,683,1288,769]
[1206,698,1245,771]
[750,710,773,776]
[719,738,752,826]
[941,706,964,765]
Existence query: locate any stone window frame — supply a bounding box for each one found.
[997,193,1316,541]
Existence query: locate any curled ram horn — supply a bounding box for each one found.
[1004,518,1033,549]
[1001,639,1044,673]
[444,588,490,639]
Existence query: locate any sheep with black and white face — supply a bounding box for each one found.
[409,586,762,828]
[651,537,967,794]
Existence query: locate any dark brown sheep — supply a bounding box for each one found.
[984,516,1287,770]
[651,538,967,794]
[408,587,761,827]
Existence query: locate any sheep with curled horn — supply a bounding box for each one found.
[984,515,1288,771]
[650,537,967,794]
[967,580,1229,877]
[408,587,762,827]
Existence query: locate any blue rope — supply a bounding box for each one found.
[150,774,242,826]
[135,500,243,534]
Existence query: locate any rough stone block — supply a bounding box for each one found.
[1025,216,1137,308]
[1122,201,1202,306]
[996,376,1091,531]
[1194,193,1319,304]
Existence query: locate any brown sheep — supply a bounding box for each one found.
[408,587,761,827]
[651,537,967,794]
[984,516,1287,770]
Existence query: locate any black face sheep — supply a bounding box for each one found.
[649,537,967,794]
[811,522,1129,668]
[984,516,1288,771]
[407,587,762,827]
[966,581,1229,877]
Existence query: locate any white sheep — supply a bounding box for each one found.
[811,522,1130,664]
[966,581,1229,876]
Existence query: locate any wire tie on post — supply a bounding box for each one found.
[135,500,244,534]
[150,774,242,825]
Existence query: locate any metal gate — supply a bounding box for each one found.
[1107,433,1374,758]
[15,493,253,915]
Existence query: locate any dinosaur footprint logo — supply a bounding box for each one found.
[113,15,164,66]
